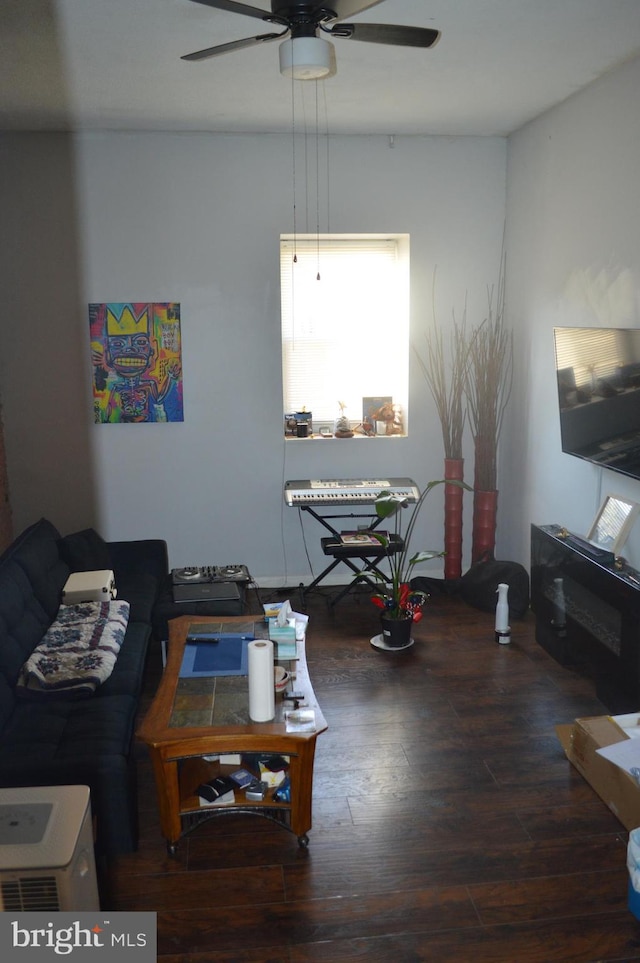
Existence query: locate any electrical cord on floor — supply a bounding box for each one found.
[297,506,316,581]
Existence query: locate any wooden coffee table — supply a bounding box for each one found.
[137,614,327,853]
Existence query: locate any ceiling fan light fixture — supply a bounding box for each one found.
[279,37,333,80]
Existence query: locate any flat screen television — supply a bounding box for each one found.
[554,326,640,482]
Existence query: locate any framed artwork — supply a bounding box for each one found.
[362,396,392,432]
[89,302,183,424]
[587,494,640,555]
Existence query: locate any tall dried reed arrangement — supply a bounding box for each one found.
[415,277,472,578]
[415,277,469,459]
[465,265,513,492]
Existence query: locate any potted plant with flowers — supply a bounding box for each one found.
[364,479,469,649]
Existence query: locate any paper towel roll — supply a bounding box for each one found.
[248,639,275,722]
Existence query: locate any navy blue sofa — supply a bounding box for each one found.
[0,518,167,859]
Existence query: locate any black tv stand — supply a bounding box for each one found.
[531,523,640,711]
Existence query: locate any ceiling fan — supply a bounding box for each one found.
[181,1,441,79]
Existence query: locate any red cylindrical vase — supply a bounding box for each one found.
[444,457,464,580]
[472,489,498,563]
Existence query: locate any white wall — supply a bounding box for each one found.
[0,133,100,533]
[504,55,640,567]
[0,130,507,584]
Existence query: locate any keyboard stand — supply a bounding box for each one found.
[298,506,403,607]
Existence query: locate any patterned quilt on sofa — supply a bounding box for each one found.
[17,599,130,697]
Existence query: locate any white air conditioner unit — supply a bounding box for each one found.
[0,785,100,911]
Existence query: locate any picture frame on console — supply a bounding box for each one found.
[587,494,640,556]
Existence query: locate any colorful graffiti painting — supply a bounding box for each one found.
[90,302,184,424]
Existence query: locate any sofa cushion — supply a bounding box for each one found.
[0,518,69,622]
[0,675,15,731]
[97,620,151,700]
[0,692,138,764]
[115,572,159,625]
[0,690,141,853]
[58,528,112,572]
[0,739,139,855]
[0,558,57,686]
[107,538,169,585]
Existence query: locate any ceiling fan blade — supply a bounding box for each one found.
[330,23,440,48]
[181,31,285,62]
[187,0,273,21]
[310,0,385,21]
[186,0,386,28]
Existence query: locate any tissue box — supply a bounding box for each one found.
[268,621,296,643]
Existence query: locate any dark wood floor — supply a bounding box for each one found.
[106,585,640,961]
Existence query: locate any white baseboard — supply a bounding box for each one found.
[250,563,446,591]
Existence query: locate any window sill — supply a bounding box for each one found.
[285,433,407,441]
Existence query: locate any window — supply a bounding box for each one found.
[280,234,410,434]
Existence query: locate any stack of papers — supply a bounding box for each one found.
[285,708,316,732]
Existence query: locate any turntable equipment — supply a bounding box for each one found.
[172,566,215,584]
[171,565,251,585]
[215,564,251,582]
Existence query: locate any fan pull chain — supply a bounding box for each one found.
[315,80,321,281]
[291,69,297,264]
[301,83,310,234]
[322,80,331,238]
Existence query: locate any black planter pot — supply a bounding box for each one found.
[380,615,413,649]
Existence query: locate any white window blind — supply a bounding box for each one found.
[281,235,409,427]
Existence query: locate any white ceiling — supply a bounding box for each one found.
[2,0,640,137]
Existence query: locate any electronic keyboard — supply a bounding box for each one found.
[284,478,419,507]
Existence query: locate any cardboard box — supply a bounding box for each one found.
[557,714,640,830]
